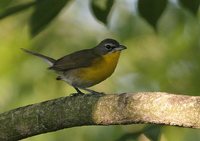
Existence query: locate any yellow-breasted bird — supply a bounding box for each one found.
[22,38,126,94]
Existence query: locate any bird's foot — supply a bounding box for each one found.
[70,92,85,97]
[91,91,105,96]
[81,88,106,96]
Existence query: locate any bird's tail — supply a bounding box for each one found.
[21,48,56,66]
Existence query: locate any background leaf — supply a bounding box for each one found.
[0,2,35,20]
[0,0,12,12]
[116,132,139,141]
[179,0,200,15]
[90,0,114,24]
[30,0,70,37]
[143,125,162,141]
[138,0,167,29]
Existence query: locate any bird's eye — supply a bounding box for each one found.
[105,44,112,50]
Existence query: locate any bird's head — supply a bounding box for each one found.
[94,39,127,55]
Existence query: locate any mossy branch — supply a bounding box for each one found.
[0,92,200,140]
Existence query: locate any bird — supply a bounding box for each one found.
[22,38,127,95]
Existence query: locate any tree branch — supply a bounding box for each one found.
[1,92,200,140]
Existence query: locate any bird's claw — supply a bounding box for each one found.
[90,91,106,96]
[70,92,85,97]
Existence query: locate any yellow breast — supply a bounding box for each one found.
[75,51,121,87]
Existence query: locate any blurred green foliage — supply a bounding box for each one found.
[179,0,200,15]
[0,0,200,141]
[91,0,114,24]
[138,0,168,29]
[30,0,70,36]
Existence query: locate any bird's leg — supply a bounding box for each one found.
[55,76,84,96]
[80,88,105,95]
[70,87,85,96]
[74,87,84,94]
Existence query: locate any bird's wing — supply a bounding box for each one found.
[49,49,101,71]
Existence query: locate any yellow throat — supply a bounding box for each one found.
[77,51,121,86]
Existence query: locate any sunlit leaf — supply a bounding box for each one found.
[138,0,167,29]
[179,0,200,15]
[30,0,70,37]
[90,0,114,24]
[143,125,161,141]
[0,1,35,20]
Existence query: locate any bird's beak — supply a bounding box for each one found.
[115,45,127,51]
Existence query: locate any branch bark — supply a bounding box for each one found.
[0,92,200,140]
